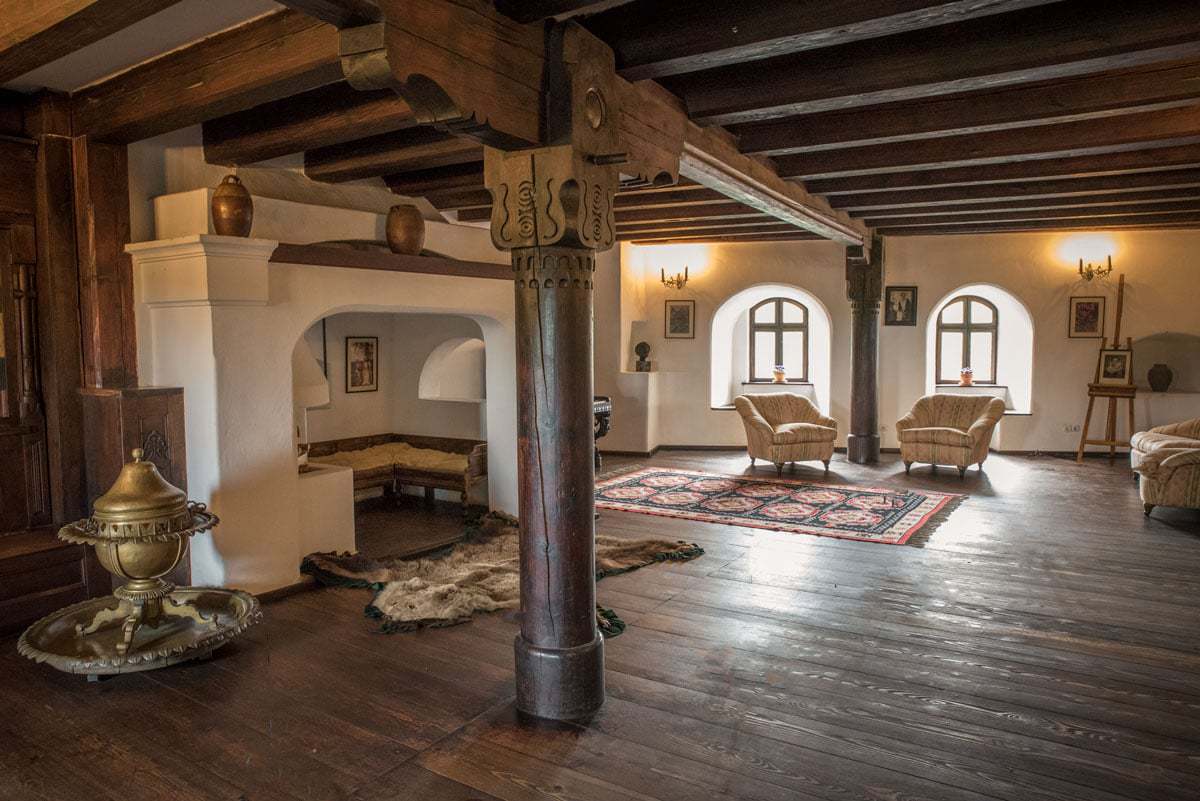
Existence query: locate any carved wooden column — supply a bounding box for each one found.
[846,237,884,464]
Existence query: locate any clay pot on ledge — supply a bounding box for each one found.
[1148,363,1174,393]
[386,204,426,255]
[211,174,253,237]
[771,366,787,384]
[959,368,974,387]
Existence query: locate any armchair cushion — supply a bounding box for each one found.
[898,426,973,448]
[774,422,837,445]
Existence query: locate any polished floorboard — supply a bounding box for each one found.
[3,452,1199,801]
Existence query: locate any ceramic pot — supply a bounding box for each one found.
[386,204,426,255]
[959,369,974,387]
[211,175,253,237]
[1148,363,1174,393]
[772,367,787,384]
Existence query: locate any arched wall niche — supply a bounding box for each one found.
[710,283,833,412]
[925,283,1034,413]
[1131,332,1200,392]
[419,337,487,402]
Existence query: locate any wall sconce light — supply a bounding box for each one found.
[661,265,688,289]
[1078,255,1113,282]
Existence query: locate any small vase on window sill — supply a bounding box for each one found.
[959,367,974,387]
[772,366,787,384]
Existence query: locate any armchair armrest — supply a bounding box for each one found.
[895,413,918,433]
[1135,448,1199,478]
[1150,418,1200,439]
[813,412,837,430]
[967,416,999,444]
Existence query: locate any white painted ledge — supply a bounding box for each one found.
[127,235,278,307]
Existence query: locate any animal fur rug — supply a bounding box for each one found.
[300,513,703,636]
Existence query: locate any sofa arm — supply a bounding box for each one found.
[813,412,838,430]
[1136,448,1197,478]
[1159,449,1200,473]
[967,417,998,444]
[1150,418,1200,439]
[895,413,918,434]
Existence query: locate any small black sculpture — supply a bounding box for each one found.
[634,341,652,372]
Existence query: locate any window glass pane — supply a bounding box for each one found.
[971,301,994,324]
[752,302,775,324]
[781,300,805,323]
[781,331,805,378]
[940,300,964,324]
[970,332,994,381]
[939,331,962,381]
[753,331,776,379]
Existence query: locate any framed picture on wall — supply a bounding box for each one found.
[883,286,918,326]
[664,299,696,339]
[1068,296,1105,338]
[345,336,379,393]
[1097,347,1133,386]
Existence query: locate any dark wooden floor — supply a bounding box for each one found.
[3,452,1199,801]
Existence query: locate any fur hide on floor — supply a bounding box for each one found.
[300,513,704,635]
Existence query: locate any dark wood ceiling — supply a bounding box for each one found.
[9,0,1200,242]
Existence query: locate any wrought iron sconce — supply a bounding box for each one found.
[660,265,688,289]
[1078,255,1113,282]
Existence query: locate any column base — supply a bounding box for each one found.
[514,632,604,721]
[847,434,880,464]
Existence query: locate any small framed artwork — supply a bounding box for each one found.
[664,299,696,339]
[1068,296,1105,338]
[884,286,918,326]
[1097,347,1133,386]
[345,336,379,393]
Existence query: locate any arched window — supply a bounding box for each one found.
[936,295,998,384]
[749,297,808,382]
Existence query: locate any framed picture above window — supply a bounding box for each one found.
[1097,347,1133,386]
[883,286,918,326]
[1068,296,1105,339]
[935,295,998,385]
[664,299,695,339]
[345,336,379,393]
[748,297,809,382]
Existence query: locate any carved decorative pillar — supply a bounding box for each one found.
[846,237,884,464]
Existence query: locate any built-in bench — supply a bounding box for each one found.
[308,433,487,511]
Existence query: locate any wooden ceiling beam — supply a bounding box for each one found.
[587,0,1058,82]
[384,163,486,196]
[864,200,1200,228]
[875,213,1200,236]
[273,0,380,27]
[72,10,342,143]
[846,186,1200,217]
[617,220,789,236]
[623,231,822,244]
[203,82,414,166]
[0,0,184,84]
[663,1,1200,125]
[829,168,1200,211]
[305,128,482,183]
[422,188,493,210]
[806,144,1200,195]
[735,60,1200,157]
[494,0,623,23]
[777,106,1200,180]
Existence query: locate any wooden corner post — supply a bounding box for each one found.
[484,26,621,721]
[846,235,884,463]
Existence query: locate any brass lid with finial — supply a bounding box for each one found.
[59,450,219,546]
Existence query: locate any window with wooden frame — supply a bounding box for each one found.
[748,297,808,382]
[936,295,998,384]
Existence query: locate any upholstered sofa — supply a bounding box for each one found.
[1131,419,1200,516]
[896,394,1006,477]
[734,393,837,474]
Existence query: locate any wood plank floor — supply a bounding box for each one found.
[3,452,1199,801]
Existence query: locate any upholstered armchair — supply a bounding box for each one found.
[1131,418,1200,516]
[896,394,1006,477]
[734,393,837,475]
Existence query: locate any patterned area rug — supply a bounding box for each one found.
[595,467,963,545]
[301,513,704,635]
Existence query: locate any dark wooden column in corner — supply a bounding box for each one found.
[846,236,884,464]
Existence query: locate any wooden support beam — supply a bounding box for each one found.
[423,188,493,211]
[735,60,1200,156]
[587,0,1058,81]
[72,10,342,143]
[495,0,621,23]
[617,220,792,237]
[777,106,1200,180]
[614,187,729,210]
[875,212,1200,236]
[203,82,414,166]
[274,0,379,27]
[828,169,1200,211]
[663,1,1200,125]
[864,201,1200,229]
[384,163,485,196]
[0,0,184,84]
[846,187,1200,218]
[625,231,821,244]
[305,128,482,183]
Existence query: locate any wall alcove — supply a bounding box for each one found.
[419,337,487,403]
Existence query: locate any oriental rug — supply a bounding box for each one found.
[595,467,963,545]
[300,512,703,635]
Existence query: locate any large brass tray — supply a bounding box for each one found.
[17,588,261,677]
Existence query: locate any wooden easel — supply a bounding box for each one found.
[1076,274,1137,462]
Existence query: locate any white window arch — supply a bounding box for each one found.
[926,284,1033,413]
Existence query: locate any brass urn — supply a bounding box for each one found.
[386,203,426,255]
[212,174,254,237]
[18,450,260,677]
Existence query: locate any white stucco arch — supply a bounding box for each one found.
[418,337,487,402]
[925,282,1034,413]
[709,282,833,413]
